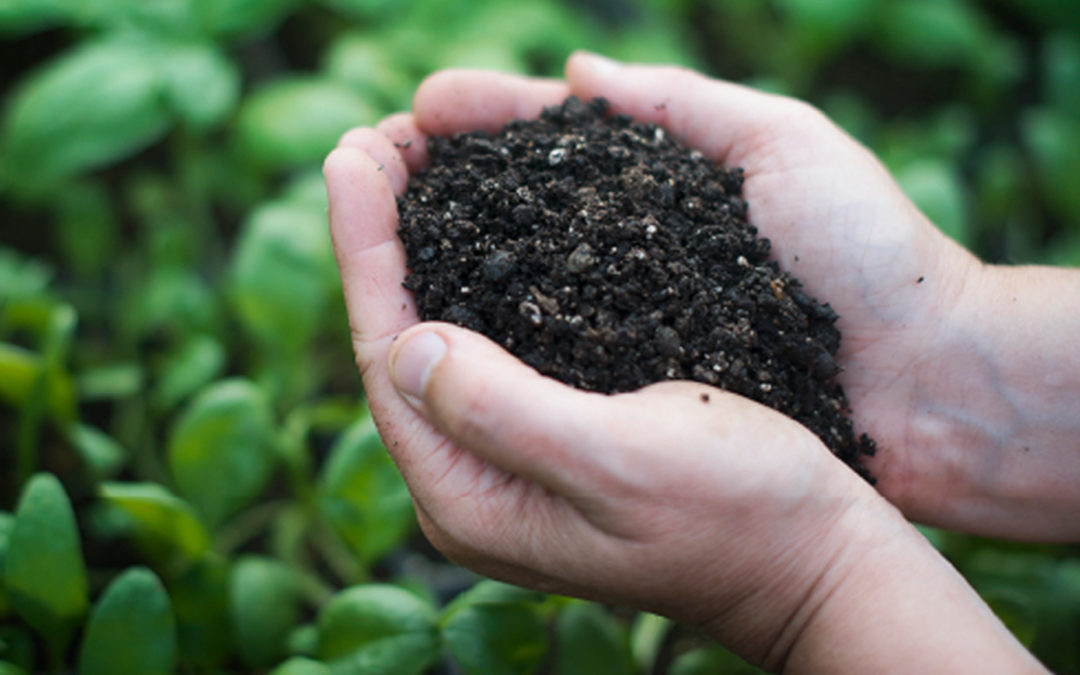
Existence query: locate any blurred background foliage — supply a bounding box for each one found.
[0,0,1078,673]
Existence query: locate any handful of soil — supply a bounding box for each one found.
[397,97,875,477]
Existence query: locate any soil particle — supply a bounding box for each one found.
[398,97,876,478]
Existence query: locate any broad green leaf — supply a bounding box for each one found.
[281,169,330,209]
[0,343,77,422]
[317,585,438,670]
[873,0,989,69]
[99,482,211,563]
[442,580,545,618]
[327,633,441,675]
[0,663,27,675]
[895,158,970,246]
[629,612,671,673]
[229,201,337,352]
[228,556,302,668]
[0,512,13,617]
[158,41,240,129]
[192,0,297,38]
[443,603,548,675]
[0,625,35,672]
[235,77,377,169]
[554,602,632,675]
[0,0,69,35]
[52,180,117,275]
[270,657,331,675]
[77,362,144,400]
[318,417,414,564]
[1023,109,1080,226]
[127,266,219,338]
[0,249,52,302]
[324,33,416,109]
[170,554,230,668]
[0,37,170,195]
[669,646,762,675]
[1044,34,1080,114]
[152,333,226,410]
[78,567,177,675]
[67,424,126,480]
[168,379,277,527]
[4,474,88,656]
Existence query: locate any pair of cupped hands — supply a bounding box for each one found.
[325,53,1054,672]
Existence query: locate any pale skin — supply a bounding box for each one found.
[324,52,1077,672]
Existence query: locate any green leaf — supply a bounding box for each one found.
[158,41,240,130]
[67,424,126,480]
[100,482,211,563]
[554,602,632,675]
[1023,108,1080,226]
[442,580,545,618]
[0,625,35,673]
[894,158,970,246]
[270,657,331,675]
[629,612,672,673]
[443,603,548,675]
[152,333,226,410]
[1044,34,1080,114]
[235,77,377,169]
[872,0,990,69]
[317,584,439,673]
[0,512,14,617]
[192,0,298,38]
[668,645,762,675]
[168,379,277,527]
[0,0,70,35]
[78,567,177,675]
[52,180,117,276]
[169,553,230,668]
[0,249,52,302]
[228,556,302,668]
[0,37,170,195]
[324,32,416,109]
[230,201,337,353]
[3,474,88,657]
[318,417,414,564]
[0,343,77,422]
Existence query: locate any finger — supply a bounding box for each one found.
[337,127,409,195]
[376,112,430,174]
[565,51,810,167]
[323,146,416,373]
[413,69,570,136]
[388,322,615,494]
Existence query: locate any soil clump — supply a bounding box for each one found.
[397,97,875,477]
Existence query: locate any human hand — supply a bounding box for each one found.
[323,54,1042,671]
[556,55,1080,541]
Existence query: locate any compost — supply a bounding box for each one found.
[397,97,875,477]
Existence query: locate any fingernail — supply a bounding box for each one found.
[576,50,620,75]
[391,330,447,400]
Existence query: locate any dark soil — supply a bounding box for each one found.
[397,97,875,478]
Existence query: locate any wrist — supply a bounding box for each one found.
[778,495,1043,674]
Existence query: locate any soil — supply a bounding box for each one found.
[397,97,875,478]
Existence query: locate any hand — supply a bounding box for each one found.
[324,53,1043,671]
[555,55,1080,541]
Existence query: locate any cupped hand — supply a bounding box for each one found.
[353,52,1005,537]
[323,62,903,667]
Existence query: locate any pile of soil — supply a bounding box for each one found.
[397,97,875,477]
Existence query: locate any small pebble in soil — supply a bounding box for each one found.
[397,96,876,479]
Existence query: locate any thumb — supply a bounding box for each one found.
[388,323,615,493]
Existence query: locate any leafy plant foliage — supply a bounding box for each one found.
[1,0,1078,673]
